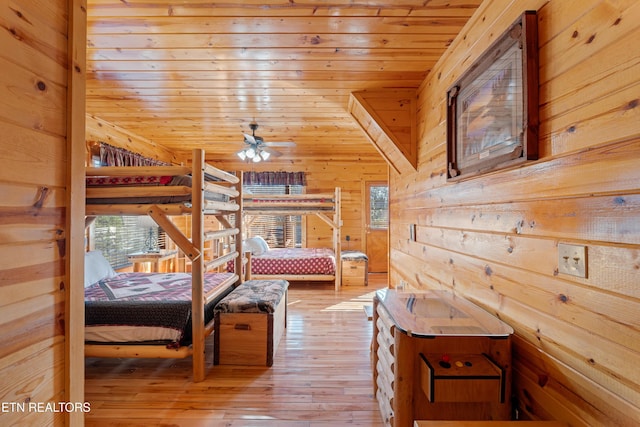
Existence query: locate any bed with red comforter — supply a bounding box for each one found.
[228,247,336,281]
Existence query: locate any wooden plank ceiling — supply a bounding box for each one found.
[86,0,482,165]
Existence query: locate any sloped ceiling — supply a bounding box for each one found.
[349,89,417,174]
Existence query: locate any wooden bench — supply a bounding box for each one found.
[213,279,288,366]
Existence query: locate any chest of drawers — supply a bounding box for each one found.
[372,289,514,427]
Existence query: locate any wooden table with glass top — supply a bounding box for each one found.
[373,288,514,427]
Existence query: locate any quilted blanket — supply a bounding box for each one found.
[85,272,235,345]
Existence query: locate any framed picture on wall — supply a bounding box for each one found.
[446,11,539,181]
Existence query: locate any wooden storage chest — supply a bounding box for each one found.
[341,251,368,286]
[214,279,288,366]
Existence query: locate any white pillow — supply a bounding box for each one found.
[84,250,117,287]
[243,236,270,256]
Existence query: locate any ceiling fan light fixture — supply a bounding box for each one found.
[237,122,284,162]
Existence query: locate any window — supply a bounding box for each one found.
[369,184,389,230]
[244,184,304,248]
[91,216,162,269]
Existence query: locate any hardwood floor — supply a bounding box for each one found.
[85,274,388,426]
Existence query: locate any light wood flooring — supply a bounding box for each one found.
[85,274,388,426]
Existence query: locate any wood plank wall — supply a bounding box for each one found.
[389,0,640,425]
[304,161,389,251]
[0,0,70,426]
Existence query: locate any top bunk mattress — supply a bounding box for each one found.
[86,174,229,205]
[243,193,336,213]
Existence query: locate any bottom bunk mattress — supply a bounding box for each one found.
[84,272,235,347]
[230,247,336,276]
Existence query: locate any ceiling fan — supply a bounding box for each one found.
[236,122,295,162]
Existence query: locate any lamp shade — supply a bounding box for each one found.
[137,216,158,229]
[237,144,272,162]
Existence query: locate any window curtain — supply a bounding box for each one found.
[98,142,169,167]
[243,171,306,186]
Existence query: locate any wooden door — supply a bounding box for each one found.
[365,182,389,273]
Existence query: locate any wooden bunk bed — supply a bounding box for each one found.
[84,149,243,382]
[242,188,342,290]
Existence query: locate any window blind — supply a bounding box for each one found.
[244,184,304,248]
[92,216,162,269]
[369,185,389,230]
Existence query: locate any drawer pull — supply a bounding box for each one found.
[234,323,251,330]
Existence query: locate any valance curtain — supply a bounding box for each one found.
[98,142,169,167]
[243,171,306,186]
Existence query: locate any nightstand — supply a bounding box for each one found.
[127,249,178,273]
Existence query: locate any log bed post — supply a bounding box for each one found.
[235,171,244,282]
[192,149,206,382]
[334,187,341,291]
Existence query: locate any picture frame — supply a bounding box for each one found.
[446,11,539,181]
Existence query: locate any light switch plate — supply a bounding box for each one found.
[558,243,587,278]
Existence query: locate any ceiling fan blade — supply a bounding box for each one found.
[243,133,256,144]
[241,123,290,158]
[263,147,283,157]
[264,141,296,147]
